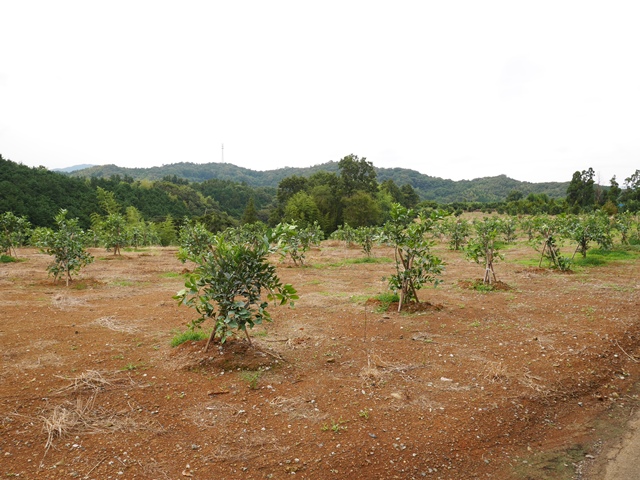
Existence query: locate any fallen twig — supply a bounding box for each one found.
[614,339,639,363]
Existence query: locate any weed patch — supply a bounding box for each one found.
[170,329,210,347]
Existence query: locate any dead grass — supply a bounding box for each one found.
[41,396,97,451]
[51,294,87,309]
[41,394,161,452]
[54,370,117,394]
[482,361,508,383]
[93,315,138,333]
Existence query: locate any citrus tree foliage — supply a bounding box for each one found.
[273,221,324,266]
[354,226,379,257]
[440,217,470,250]
[501,217,518,244]
[178,220,214,264]
[614,212,634,245]
[31,209,94,286]
[99,213,128,255]
[90,188,127,255]
[0,212,31,257]
[330,223,356,247]
[465,217,504,284]
[124,206,159,249]
[564,212,612,259]
[220,222,268,248]
[529,215,571,271]
[380,204,444,311]
[174,233,297,351]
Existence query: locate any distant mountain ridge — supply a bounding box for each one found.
[53,164,96,173]
[67,161,569,203]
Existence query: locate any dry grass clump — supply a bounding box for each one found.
[53,369,136,396]
[93,316,137,333]
[42,396,96,451]
[51,294,87,309]
[482,361,508,383]
[41,394,158,452]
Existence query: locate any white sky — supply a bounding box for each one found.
[1,1,639,183]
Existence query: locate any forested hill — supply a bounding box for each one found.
[69,161,569,203]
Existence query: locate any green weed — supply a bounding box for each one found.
[239,370,262,389]
[170,329,210,347]
[160,271,183,278]
[374,292,400,311]
[358,409,370,420]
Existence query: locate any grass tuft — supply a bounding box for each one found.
[374,292,400,311]
[170,329,210,347]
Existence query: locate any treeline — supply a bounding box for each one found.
[2,153,640,238]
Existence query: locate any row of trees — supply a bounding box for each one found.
[6,201,638,347]
[3,153,640,240]
[566,168,640,213]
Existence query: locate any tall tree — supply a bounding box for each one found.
[338,154,378,196]
[566,168,595,210]
[241,198,259,225]
[607,176,621,204]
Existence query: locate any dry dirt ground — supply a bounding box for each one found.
[1,240,639,479]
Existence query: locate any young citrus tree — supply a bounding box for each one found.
[528,215,571,271]
[31,209,94,286]
[380,204,444,312]
[174,233,297,351]
[273,221,323,266]
[0,212,31,257]
[465,217,504,284]
[440,217,470,250]
[565,212,612,259]
[354,226,379,257]
[178,219,214,264]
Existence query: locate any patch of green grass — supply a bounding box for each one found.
[159,271,183,278]
[238,370,262,389]
[374,292,400,311]
[573,246,640,268]
[350,294,371,304]
[314,256,393,268]
[473,282,495,292]
[72,282,88,290]
[110,279,135,287]
[121,363,139,371]
[512,444,587,479]
[573,256,605,267]
[515,257,542,267]
[0,254,18,263]
[98,255,127,261]
[170,329,210,347]
[347,256,393,264]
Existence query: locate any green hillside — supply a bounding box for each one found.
[69,161,569,203]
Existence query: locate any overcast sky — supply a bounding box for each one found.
[1,1,638,184]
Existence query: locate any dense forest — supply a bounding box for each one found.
[2,154,639,235]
